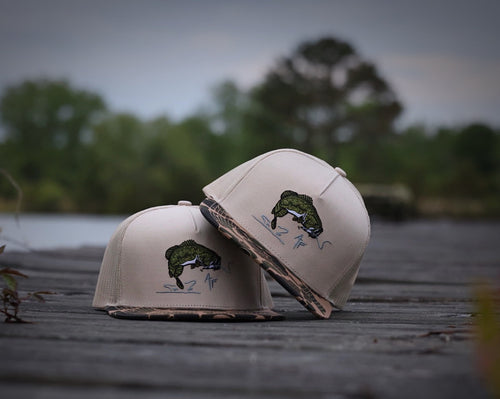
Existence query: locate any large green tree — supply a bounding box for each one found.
[251,37,403,162]
[0,79,106,210]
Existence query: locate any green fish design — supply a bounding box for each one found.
[271,190,323,238]
[165,240,221,289]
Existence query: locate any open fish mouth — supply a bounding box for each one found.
[179,255,221,270]
[302,226,323,238]
[205,260,222,270]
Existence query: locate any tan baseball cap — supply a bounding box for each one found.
[93,202,282,321]
[200,149,370,319]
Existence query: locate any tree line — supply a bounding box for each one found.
[0,37,499,217]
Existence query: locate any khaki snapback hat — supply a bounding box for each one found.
[200,149,370,319]
[93,202,282,321]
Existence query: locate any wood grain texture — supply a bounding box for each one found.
[0,220,499,399]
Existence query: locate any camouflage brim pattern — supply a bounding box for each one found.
[106,306,283,321]
[200,198,334,319]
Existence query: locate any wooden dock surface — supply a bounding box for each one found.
[0,220,499,398]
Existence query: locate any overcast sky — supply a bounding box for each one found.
[1,0,499,127]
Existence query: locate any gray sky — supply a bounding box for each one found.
[1,0,500,127]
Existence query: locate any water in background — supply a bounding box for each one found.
[0,213,127,251]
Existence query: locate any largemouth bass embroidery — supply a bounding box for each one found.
[271,190,323,238]
[165,240,221,289]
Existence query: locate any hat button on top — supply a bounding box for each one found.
[335,167,347,177]
[177,200,192,206]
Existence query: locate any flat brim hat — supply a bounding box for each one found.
[93,202,282,321]
[200,149,370,319]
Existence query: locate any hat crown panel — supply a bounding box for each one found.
[206,149,370,305]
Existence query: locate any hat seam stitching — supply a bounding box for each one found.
[114,205,176,305]
[328,254,362,309]
[319,172,341,197]
[325,180,371,298]
[187,206,200,233]
[218,151,278,202]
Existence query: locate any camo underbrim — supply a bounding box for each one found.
[105,306,283,321]
[200,198,334,319]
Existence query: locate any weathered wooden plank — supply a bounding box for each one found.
[0,220,498,399]
[0,302,475,345]
[0,336,485,399]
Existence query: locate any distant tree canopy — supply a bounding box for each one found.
[0,36,499,217]
[1,79,105,164]
[250,37,402,160]
[0,80,106,210]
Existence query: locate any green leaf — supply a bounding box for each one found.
[2,274,17,290]
[29,291,56,302]
[0,268,28,278]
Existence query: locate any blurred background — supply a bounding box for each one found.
[1,0,499,224]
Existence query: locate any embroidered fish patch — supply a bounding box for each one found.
[271,190,323,238]
[165,240,221,289]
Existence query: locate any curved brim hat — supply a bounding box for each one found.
[93,202,282,321]
[200,149,370,319]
